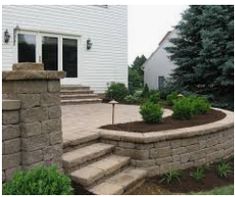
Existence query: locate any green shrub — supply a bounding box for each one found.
[3,165,73,195]
[160,170,182,184]
[140,102,163,123]
[124,95,138,104]
[191,167,205,182]
[105,82,129,102]
[166,91,179,106]
[190,96,211,115]
[173,97,194,120]
[148,92,161,104]
[216,161,232,178]
[141,84,150,97]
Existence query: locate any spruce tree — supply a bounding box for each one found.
[166,5,234,109]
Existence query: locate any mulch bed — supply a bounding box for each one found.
[100,109,226,133]
[131,157,234,194]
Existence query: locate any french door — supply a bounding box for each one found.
[17,32,78,78]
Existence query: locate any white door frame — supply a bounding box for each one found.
[16,30,81,84]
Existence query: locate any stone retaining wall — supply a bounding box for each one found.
[2,63,65,181]
[100,108,234,177]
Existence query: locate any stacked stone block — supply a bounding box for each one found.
[101,125,234,177]
[2,100,21,182]
[2,63,65,177]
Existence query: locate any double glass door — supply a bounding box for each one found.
[17,32,78,78]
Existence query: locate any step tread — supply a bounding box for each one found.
[62,143,114,169]
[61,98,102,102]
[61,94,98,98]
[89,167,147,195]
[61,90,93,93]
[70,155,130,186]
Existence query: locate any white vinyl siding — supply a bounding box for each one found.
[2,5,128,93]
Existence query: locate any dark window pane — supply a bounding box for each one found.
[63,38,77,77]
[158,76,165,89]
[42,36,58,70]
[18,34,36,62]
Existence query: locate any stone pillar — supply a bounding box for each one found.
[2,63,65,170]
[2,100,21,181]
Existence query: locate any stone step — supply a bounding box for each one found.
[61,98,102,105]
[70,155,130,187]
[89,167,147,195]
[61,89,94,95]
[61,94,98,99]
[63,132,100,151]
[61,85,90,91]
[62,143,114,170]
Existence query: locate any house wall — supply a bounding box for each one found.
[2,5,128,93]
[144,30,177,90]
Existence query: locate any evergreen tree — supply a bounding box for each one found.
[128,55,147,93]
[166,5,234,109]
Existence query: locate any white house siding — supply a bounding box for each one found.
[2,5,128,93]
[144,30,177,90]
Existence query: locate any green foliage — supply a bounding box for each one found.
[190,96,211,114]
[166,91,179,106]
[173,97,194,120]
[128,55,147,93]
[124,95,139,104]
[140,102,163,123]
[166,5,234,110]
[160,170,182,184]
[191,167,205,182]
[216,161,232,178]
[142,84,150,98]
[148,92,160,104]
[3,165,73,195]
[191,185,234,195]
[105,82,129,102]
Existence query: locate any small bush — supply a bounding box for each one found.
[216,161,232,178]
[160,170,182,184]
[141,84,150,97]
[3,165,73,195]
[191,167,205,182]
[105,82,129,102]
[140,102,163,123]
[148,92,161,104]
[166,91,179,106]
[190,96,211,115]
[173,97,194,120]
[124,95,138,104]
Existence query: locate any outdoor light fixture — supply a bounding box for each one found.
[109,99,119,125]
[4,29,10,43]
[87,39,93,50]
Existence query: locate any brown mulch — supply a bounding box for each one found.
[130,158,234,194]
[100,109,226,133]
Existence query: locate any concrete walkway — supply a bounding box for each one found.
[62,103,171,144]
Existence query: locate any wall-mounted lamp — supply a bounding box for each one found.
[87,39,93,50]
[4,29,10,43]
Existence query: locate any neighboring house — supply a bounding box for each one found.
[2,5,128,93]
[143,30,177,90]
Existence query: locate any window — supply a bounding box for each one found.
[42,36,58,70]
[18,34,36,62]
[63,38,78,78]
[158,76,165,89]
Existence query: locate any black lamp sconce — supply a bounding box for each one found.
[87,38,93,50]
[4,29,11,43]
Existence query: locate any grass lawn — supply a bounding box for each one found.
[191,185,234,195]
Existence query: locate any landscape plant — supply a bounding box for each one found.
[216,161,232,178]
[190,96,211,115]
[105,82,129,102]
[140,101,163,123]
[166,91,179,105]
[160,170,182,184]
[172,97,194,120]
[191,167,205,182]
[148,92,161,104]
[3,165,73,195]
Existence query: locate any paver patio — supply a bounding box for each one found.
[62,103,171,144]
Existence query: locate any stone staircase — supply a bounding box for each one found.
[62,133,147,195]
[60,85,102,105]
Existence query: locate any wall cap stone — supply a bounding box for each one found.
[2,100,21,111]
[2,70,65,81]
[100,108,234,143]
[13,63,44,71]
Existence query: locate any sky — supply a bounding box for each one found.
[128,5,188,65]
